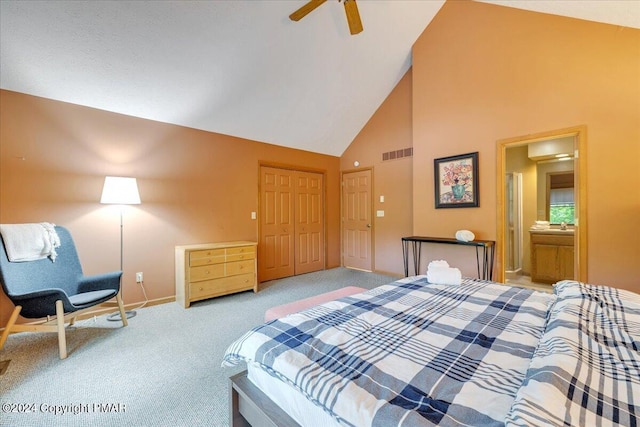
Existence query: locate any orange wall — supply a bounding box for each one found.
[412,1,640,291]
[0,90,341,325]
[341,71,413,276]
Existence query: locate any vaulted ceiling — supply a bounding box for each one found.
[1,1,638,156]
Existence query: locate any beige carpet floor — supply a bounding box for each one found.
[0,267,395,427]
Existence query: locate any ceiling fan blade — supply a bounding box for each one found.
[289,0,327,22]
[344,0,363,35]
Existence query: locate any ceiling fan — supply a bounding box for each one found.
[289,0,363,35]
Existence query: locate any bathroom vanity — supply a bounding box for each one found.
[530,229,574,284]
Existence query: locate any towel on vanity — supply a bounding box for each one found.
[427,259,462,285]
[0,222,61,262]
[530,220,550,230]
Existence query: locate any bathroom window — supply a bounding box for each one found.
[546,172,574,225]
[549,187,575,224]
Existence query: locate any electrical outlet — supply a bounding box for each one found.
[136,272,143,283]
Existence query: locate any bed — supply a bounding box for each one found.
[222,276,640,426]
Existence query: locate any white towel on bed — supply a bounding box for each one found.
[428,260,450,269]
[427,260,462,285]
[0,222,61,262]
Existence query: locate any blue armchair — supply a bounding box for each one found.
[0,225,127,359]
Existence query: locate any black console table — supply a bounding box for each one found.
[402,236,495,281]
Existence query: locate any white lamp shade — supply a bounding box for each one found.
[100,176,141,205]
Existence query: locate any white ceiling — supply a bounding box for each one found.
[1,1,638,157]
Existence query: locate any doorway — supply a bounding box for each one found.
[258,166,325,282]
[496,126,587,286]
[342,169,373,271]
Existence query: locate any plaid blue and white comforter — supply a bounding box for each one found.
[506,280,640,426]
[223,277,554,426]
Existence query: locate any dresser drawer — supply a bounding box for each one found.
[226,246,255,262]
[189,263,225,282]
[226,259,255,277]
[190,248,225,266]
[189,273,255,300]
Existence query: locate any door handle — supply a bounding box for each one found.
[366,224,371,228]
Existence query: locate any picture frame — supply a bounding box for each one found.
[434,152,479,208]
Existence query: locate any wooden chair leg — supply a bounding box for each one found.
[0,305,22,350]
[116,292,128,327]
[55,300,67,359]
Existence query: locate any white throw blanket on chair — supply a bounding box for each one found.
[0,222,61,262]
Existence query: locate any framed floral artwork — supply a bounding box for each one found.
[434,152,479,208]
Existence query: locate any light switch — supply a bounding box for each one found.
[379,195,385,203]
[376,210,385,217]
[251,212,257,220]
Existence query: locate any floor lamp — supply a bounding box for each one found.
[100,176,141,321]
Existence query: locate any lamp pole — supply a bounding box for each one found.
[108,207,137,321]
[101,176,141,321]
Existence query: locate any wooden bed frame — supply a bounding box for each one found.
[229,370,301,427]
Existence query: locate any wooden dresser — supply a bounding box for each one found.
[175,241,258,308]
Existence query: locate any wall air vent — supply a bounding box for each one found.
[382,147,413,162]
